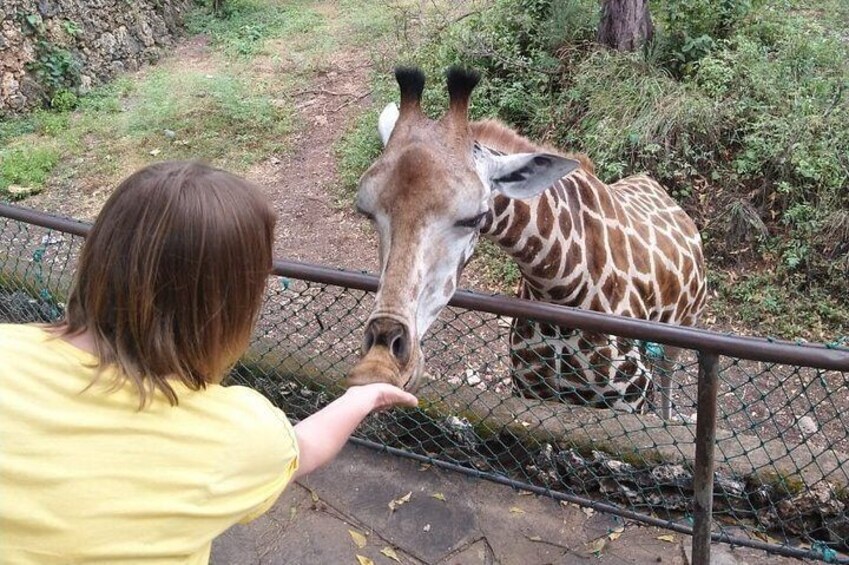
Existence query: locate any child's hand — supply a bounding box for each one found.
[344,383,419,412]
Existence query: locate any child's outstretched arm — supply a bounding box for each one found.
[292,383,418,479]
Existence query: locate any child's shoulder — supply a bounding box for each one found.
[0,323,47,345]
[202,384,298,464]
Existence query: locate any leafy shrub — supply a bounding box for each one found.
[25,41,82,105]
[650,0,754,76]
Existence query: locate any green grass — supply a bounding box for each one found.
[334,66,397,203]
[0,67,293,198]
[338,0,397,45]
[473,240,522,291]
[1,0,403,204]
[185,0,325,57]
[120,69,291,165]
[0,145,61,197]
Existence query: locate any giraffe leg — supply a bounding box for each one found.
[649,344,682,420]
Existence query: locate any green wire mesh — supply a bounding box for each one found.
[1,214,847,563]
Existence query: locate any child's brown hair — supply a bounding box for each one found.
[60,161,277,406]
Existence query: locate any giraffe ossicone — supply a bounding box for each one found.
[347,67,706,415]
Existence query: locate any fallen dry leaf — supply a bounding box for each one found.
[431,492,446,501]
[388,491,412,512]
[380,547,401,562]
[149,148,161,156]
[581,507,595,518]
[752,531,781,544]
[349,529,367,549]
[528,535,542,542]
[608,524,625,541]
[657,534,676,543]
[309,488,320,503]
[356,556,374,565]
[509,506,526,514]
[587,537,607,554]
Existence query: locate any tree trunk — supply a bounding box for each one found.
[597,0,654,52]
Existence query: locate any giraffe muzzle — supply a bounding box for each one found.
[347,317,421,390]
[362,318,411,366]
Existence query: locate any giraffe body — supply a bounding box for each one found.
[472,119,705,412]
[348,67,706,414]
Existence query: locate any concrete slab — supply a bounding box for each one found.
[212,443,813,565]
[301,447,483,564]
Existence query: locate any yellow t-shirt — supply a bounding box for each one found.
[0,324,299,564]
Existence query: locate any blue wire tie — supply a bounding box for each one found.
[644,341,665,361]
[811,541,838,563]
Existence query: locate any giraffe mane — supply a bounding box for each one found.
[470,119,595,175]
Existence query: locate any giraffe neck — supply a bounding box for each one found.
[482,170,601,307]
[482,168,706,327]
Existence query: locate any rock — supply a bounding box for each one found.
[797,415,818,437]
[78,74,92,94]
[442,416,478,448]
[6,184,34,197]
[37,0,61,17]
[651,464,692,488]
[824,513,849,545]
[759,482,845,535]
[714,471,745,497]
[0,290,62,323]
[99,31,117,56]
[1,72,19,97]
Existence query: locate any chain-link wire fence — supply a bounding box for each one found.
[1,204,848,563]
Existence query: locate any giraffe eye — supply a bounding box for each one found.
[455,212,487,229]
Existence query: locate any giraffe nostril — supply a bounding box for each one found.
[390,334,408,361]
[362,318,411,365]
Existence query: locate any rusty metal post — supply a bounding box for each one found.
[692,351,720,565]
[660,370,672,421]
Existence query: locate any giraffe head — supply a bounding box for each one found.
[346,67,580,391]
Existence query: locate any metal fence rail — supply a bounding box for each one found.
[2,203,848,563]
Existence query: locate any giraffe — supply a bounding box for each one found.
[346,66,706,414]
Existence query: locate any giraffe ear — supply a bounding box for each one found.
[378,103,400,147]
[485,152,580,200]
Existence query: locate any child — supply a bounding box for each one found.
[0,161,418,564]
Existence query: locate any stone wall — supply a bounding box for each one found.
[0,0,194,115]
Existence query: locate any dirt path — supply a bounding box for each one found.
[246,49,378,272]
